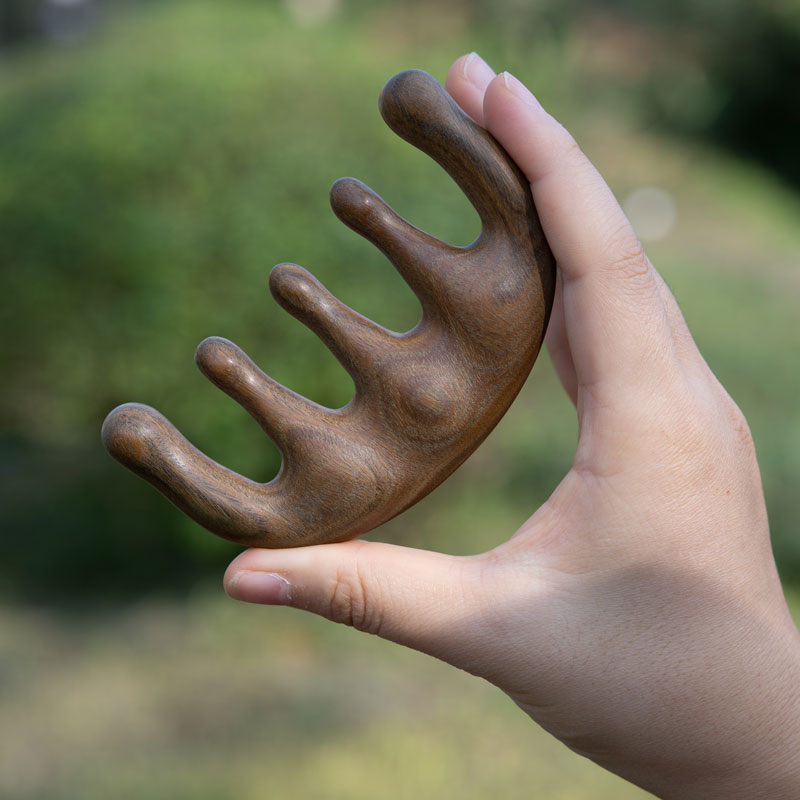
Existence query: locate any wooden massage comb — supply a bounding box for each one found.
[102,69,556,548]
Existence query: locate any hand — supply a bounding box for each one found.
[224,53,800,798]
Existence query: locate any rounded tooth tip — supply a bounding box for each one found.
[330,178,393,235]
[269,263,324,315]
[195,337,257,390]
[330,177,370,211]
[101,402,164,463]
[379,69,441,125]
[380,69,436,103]
[195,336,237,369]
[330,176,361,196]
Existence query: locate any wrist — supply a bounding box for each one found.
[657,625,800,800]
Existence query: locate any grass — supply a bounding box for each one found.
[0,593,653,800]
[2,591,798,799]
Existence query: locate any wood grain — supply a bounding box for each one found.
[101,69,557,547]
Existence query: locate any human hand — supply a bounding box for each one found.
[224,53,800,798]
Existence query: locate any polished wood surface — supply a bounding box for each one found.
[101,69,556,547]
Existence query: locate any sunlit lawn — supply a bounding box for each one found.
[1,591,798,799]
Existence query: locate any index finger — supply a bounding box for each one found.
[481,71,684,401]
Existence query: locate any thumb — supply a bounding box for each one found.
[224,540,485,660]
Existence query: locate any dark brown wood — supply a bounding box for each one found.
[101,69,556,547]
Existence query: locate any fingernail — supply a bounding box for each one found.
[500,71,543,112]
[462,52,495,88]
[226,571,291,605]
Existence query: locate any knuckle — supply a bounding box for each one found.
[720,393,756,453]
[606,224,652,285]
[327,556,381,635]
[560,131,586,165]
[662,384,757,482]
[694,380,754,445]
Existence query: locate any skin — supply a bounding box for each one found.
[224,53,800,798]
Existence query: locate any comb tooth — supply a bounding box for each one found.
[101,402,293,545]
[330,177,457,313]
[195,336,329,450]
[268,262,396,389]
[379,69,533,234]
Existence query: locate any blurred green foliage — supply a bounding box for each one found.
[468,0,800,187]
[0,592,659,799]
[1,0,799,602]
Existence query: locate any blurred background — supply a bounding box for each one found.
[1,0,798,797]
